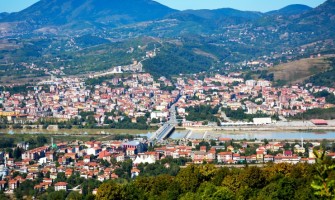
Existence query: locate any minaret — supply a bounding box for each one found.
[51,137,54,148]
[301,137,304,148]
[4,156,6,168]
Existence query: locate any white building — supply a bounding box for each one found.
[245,80,257,87]
[150,111,168,120]
[257,80,271,87]
[253,118,272,125]
[86,147,101,156]
[54,182,68,191]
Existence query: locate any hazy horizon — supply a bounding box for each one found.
[0,0,326,13]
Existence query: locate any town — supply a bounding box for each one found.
[0,71,335,130]
[0,133,335,198]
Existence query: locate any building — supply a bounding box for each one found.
[311,119,328,126]
[0,157,9,179]
[54,182,68,191]
[253,118,272,125]
[217,152,233,163]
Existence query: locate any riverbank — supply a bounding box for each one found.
[212,126,335,132]
[0,128,149,135]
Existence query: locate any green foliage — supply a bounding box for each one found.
[66,191,83,200]
[47,191,67,200]
[14,180,35,199]
[293,107,335,120]
[143,44,213,78]
[314,90,335,104]
[0,138,15,149]
[55,172,67,183]
[37,135,48,147]
[223,107,269,122]
[91,162,321,200]
[311,150,335,199]
[186,105,219,122]
[95,181,124,200]
[306,58,335,87]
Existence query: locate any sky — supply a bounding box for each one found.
[0,0,326,13]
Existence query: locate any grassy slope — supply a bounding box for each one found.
[268,56,332,84]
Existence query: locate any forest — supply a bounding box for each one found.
[94,151,334,200]
[142,44,213,78]
[185,105,220,123]
[292,107,335,120]
[222,107,270,122]
[306,58,335,87]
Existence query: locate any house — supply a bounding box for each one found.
[233,154,241,162]
[98,150,111,162]
[87,147,101,156]
[0,180,6,191]
[131,168,141,178]
[294,145,305,154]
[111,173,119,179]
[9,179,18,191]
[133,152,158,165]
[192,151,206,164]
[126,148,136,156]
[328,152,335,159]
[217,152,233,163]
[227,145,234,152]
[54,182,68,191]
[122,140,146,154]
[272,143,283,151]
[200,146,207,153]
[116,153,125,162]
[256,151,264,161]
[83,155,91,163]
[284,150,293,157]
[264,155,274,162]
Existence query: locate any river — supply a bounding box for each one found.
[2,129,335,140]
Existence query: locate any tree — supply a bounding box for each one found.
[55,172,67,182]
[242,167,267,189]
[47,191,67,200]
[212,187,235,200]
[13,147,23,160]
[136,116,147,124]
[151,118,159,124]
[311,149,335,199]
[66,191,83,200]
[37,135,47,147]
[95,181,124,200]
[176,165,203,193]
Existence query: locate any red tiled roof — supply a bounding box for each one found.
[54,182,68,186]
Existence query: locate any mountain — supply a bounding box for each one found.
[1,0,335,82]
[181,8,263,20]
[1,0,177,27]
[267,4,312,16]
[298,0,335,25]
[0,12,9,20]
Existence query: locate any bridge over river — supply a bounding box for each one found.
[149,124,175,141]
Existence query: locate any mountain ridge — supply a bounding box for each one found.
[0,0,177,26]
[266,4,312,15]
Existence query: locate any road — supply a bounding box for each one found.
[168,104,178,125]
[220,108,232,122]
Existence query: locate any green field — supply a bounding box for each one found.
[0,128,150,144]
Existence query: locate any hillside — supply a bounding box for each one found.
[1,0,335,82]
[267,56,332,85]
[0,0,177,27]
[267,4,312,15]
[306,57,335,87]
[180,8,263,21]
